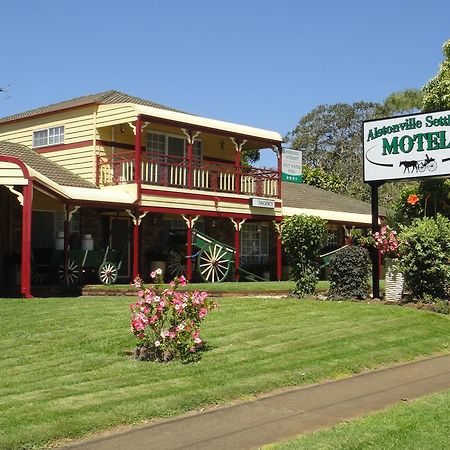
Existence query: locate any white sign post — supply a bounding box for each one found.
[363,110,450,182]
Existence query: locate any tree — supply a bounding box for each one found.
[377,89,424,117]
[422,39,450,112]
[302,165,344,193]
[288,102,379,201]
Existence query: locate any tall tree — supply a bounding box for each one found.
[422,39,450,112]
[288,101,379,200]
[377,89,424,116]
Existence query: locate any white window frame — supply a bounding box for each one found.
[32,126,64,148]
[240,223,269,266]
[146,131,202,160]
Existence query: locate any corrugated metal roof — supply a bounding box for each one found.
[0,141,97,189]
[0,90,186,124]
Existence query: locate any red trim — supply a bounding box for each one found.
[97,140,139,151]
[133,219,139,280]
[35,140,92,153]
[277,144,282,199]
[135,116,142,201]
[140,114,282,147]
[0,155,31,179]
[21,181,33,298]
[186,223,193,281]
[276,233,282,281]
[140,205,282,220]
[0,102,99,126]
[234,220,241,281]
[141,187,281,207]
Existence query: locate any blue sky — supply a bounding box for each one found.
[1,0,449,167]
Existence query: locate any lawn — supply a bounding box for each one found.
[0,295,448,449]
[265,389,450,449]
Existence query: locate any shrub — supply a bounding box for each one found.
[281,215,327,297]
[398,214,450,300]
[130,270,217,362]
[328,246,370,300]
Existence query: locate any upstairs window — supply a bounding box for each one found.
[33,126,64,147]
[146,131,202,160]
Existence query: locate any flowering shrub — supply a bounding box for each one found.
[130,269,217,362]
[373,225,399,258]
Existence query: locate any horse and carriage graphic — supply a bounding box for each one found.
[399,154,438,174]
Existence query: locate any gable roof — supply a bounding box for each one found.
[282,181,383,218]
[0,141,97,189]
[0,90,187,124]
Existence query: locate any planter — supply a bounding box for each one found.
[384,258,404,303]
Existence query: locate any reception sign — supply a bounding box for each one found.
[282,148,302,183]
[363,110,450,182]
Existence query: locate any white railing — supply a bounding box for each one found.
[98,156,279,198]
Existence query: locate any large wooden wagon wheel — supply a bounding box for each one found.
[166,248,186,278]
[58,259,79,284]
[198,243,232,283]
[98,261,118,285]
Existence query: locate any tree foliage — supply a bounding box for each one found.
[281,215,327,297]
[398,215,450,300]
[377,89,424,117]
[423,39,450,112]
[302,165,344,193]
[288,102,379,201]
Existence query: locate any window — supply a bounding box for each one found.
[326,229,340,247]
[146,132,202,160]
[31,210,80,249]
[32,126,64,147]
[240,223,269,265]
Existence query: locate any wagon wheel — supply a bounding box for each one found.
[58,259,79,284]
[31,270,48,285]
[198,243,231,283]
[98,261,118,285]
[166,248,186,278]
[427,160,437,172]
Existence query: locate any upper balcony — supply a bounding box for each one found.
[96,151,280,199]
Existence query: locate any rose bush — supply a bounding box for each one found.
[130,269,217,362]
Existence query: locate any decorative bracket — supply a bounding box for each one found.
[271,145,281,159]
[230,218,246,231]
[343,225,355,237]
[182,214,200,229]
[273,220,283,236]
[181,129,201,144]
[230,137,247,153]
[65,205,80,222]
[126,209,148,226]
[6,185,23,206]
[129,121,150,136]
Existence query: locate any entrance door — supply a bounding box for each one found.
[110,217,130,279]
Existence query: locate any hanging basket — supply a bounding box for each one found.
[384,258,404,303]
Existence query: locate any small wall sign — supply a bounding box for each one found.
[250,197,275,209]
[282,148,302,183]
[364,109,450,182]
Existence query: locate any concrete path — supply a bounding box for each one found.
[64,353,450,450]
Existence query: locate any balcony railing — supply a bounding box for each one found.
[97,151,279,198]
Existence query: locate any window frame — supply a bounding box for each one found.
[146,130,202,160]
[240,222,269,266]
[32,126,65,148]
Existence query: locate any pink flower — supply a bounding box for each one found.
[150,271,156,279]
[199,308,208,319]
[179,275,187,286]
